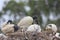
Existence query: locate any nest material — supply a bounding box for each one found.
[0,31,59,40]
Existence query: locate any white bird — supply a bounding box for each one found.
[1,24,14,34]
[26,16,41,32]
[1,20,19,34]
[26,24,41,33]
[46,24,57,33]
[17,16,33,31]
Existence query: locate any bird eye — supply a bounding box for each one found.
[49,25,52,27]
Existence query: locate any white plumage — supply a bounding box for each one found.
[26,24,41,32]
[1,20,19,34]
[46,24,57,33]
[1,24,14,34]
[1,20,12,28]
[17,16,33,30]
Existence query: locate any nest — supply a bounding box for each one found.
[0,31,59,40]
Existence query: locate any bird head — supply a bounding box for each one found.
[7,20,13,24]
[45,24,57,33]
[32,16,38,24]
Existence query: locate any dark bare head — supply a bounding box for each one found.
[7,20,13,24]
[32,16,38,24]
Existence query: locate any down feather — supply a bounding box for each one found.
[26,24,41,32]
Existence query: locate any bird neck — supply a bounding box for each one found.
[33,19,39,24]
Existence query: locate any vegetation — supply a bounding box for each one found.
[0,0,60,28]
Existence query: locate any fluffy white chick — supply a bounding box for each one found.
[46,24,57,33]
[26,24,41,33]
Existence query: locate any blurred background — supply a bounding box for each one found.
[0,0,60,32]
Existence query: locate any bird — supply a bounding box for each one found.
[26,16,41,33]
[17,16,33,32]
[26,24,41,33]
[45,24,57,34]
[1,20,19,34]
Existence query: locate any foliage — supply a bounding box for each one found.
[0,0,60,27]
